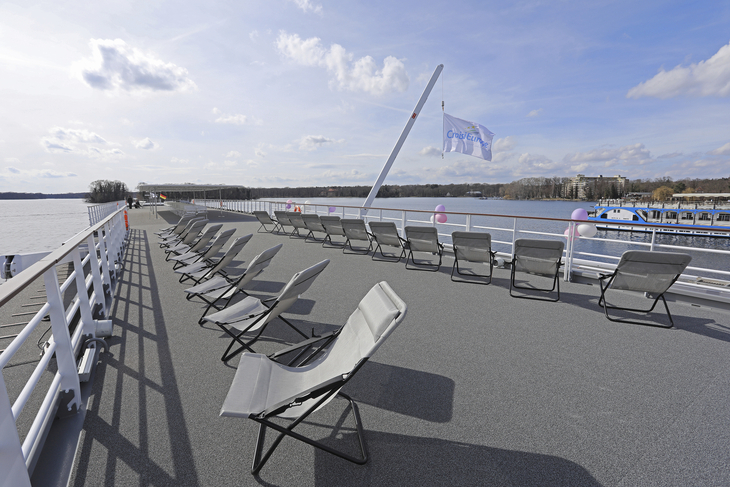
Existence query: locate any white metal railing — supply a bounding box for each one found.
[87,200,125,226]
[0,207,127,484]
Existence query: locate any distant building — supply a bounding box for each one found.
[564,174,628,199]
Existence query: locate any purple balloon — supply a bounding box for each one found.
[285,204,291,209]
[328,206,336,213]
[571,208,588,221]
[435,204,446,212]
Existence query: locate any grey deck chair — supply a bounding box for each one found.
[204,259,330,362]
[509,238,564,301]
[159,217,205,248]
[253,211,280,233]
[369,221,407,262]
[598,250,691,328]
[273,211,294,235]
[170,228,235,270]
[404,226,444,271]
[302,214,327,242]
[175,234,252,284]
[341,219,373,254]
[286,211,308,238]
[165,223,222,261]
[155,214,194,237]
[320,216,346,247]
[219,281,407,474]
[185,243,284,324]
[451,231,496,284]
[164,219,209,258]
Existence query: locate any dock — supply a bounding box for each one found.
[8,206,730,486]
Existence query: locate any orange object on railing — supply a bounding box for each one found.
[124,210,129,230]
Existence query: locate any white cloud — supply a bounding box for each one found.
[135,137,159,150]
[225,150,242,158]
[493,136,517,153]
[527,108,543,117]
[74,38,197,93]
[4,165,76,178]
[276,31,409,95]
[41,126,124,158]
[249,30,259,42]
[709,142,730,155]
[255,148,267,158]
[7,166,21,174]
[419,146,441,157]
[627,41,730,99]
[298,135,342,151]
[212,108,261,125]
[563,143,653,167]
[289,0,322,14]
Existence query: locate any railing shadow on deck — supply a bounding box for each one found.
[70,228,199,486]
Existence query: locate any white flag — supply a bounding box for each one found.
[443,113,495,161]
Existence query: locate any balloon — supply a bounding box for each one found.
[435,204,446,212]
[578,223,597,238]
[564,227,580,239]
[286,199,293,203]
[328,206,336,213]
[435,213,447,223]
[285,204,291,209]
[429,215,435,223]
[571,208,589,221]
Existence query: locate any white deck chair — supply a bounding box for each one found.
[369,221,407,262]
[341,219,373,254]
[598,250,691,328]
[165,224,222,261]
[302,214,327,242]
[155,214,194,237]
[158,217,205,247]
[185,243,284,324]
[451,231,496,284]
[219,281,407,474]
[509,238,564,301]
[163,219,209,258]
[404,226,444,271]
[286,211,308,238]
[175,234,252,284]
[274,211,294,235]
[320,216,346,247]
[253,211,279,233]
[203,259,330,362]
[169,228,236,270]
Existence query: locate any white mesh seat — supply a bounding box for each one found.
[509,238,564,301]
[185,243,283,324]
[253,211,279,233]
[341,219,373,254]
[273,211,294,235]
[451,231,495,284]
[155,214,194,238]
[163,220,212,259]
[369,221,407,262]
[174,234,252,285]
[320,216,346,247]
[598,250,691,328]
[158,217,205,248]
[286,211,308,238]
[169,228,236,270]
[204,259,330,361]
[404,226,444,271]
[301,214,327,242]
[220,281,407,475]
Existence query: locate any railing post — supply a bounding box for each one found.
[43,267,81,416]
[564,221,574,282]
[511,218,518,254]
[401,211,407,235]
[650,228,656,251]
[0,373,31,486]
[71,249,95,337]
[466,214,472,232]
[87,234,106,317]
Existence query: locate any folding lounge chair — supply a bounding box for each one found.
[509,238,564,301]
[286,211,308,238]
[185,243,284,324]
[159,217,205,248]
[341,219,373,254]
[598,250,691,328]
[155,214,194,237]
[273,211,294,235]
[404,226,444,271]
[203,259,330,362]
[169,228,236,270]
[219,281,407,475]
[165,223,222,261]
[320,216,346,247]
[369,222,407,262]
[253,211,280,233]
[163,219,209,258]
[301,214,327,242]
[451,231,496,284]
[175,234,252,284]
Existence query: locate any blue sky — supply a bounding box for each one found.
[1,0,729,193]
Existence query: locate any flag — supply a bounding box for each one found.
[160,194,167,200]
[443,113,495,161]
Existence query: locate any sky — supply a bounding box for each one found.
[1,0,730,194]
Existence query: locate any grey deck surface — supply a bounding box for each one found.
[68,208,730,486]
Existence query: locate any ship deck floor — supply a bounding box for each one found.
[64,208,730,486]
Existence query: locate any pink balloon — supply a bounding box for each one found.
[435,213,447,223]
[564,227,580,238]
[571,208,588,221]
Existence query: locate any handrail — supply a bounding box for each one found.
[87,200,125,226]
[0,206,127,484]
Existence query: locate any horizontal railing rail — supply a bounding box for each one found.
[87,200,125,226]
[0,207,127,484]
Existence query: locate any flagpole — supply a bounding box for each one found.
[361,64,444,214]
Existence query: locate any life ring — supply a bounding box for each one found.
[294,206,301,212]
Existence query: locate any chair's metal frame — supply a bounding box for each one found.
[369,222,407,262]
[320,216,346,248]
[404,227,443,272]
[273,211,294,235]
[286,212,308,238]
[509,258,562,302]
[253,211,279,233]
[302,215,327,243]
[341,220,373,255]
[597,271,682,328]
[451,245,495,285]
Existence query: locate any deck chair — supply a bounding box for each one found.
[155,214,194,237]
[175,234,252,284]
[219,281,407,475]
[204,259,330,362]
[158,217,205,248]
[185,244,284,324]
[163,219,209,258]
[598,250,691,328]
[169,228,235,270]
[404,226,444,271]
[341,219,373,254]
[509,238,564,301]
[451,231,496,284]
[320,216,346,247]
[286,212,308,238]
[165,223,222,261]
[369,222,407,262]
[253,211,280,233]
[274,211,294,235]
[302,214,327,242]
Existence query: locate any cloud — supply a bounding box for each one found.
[4,166,76,178]
[493,136,517,153]
[225,150,242,158]
[255,148,267,157]
[276,31,409,95]
[627,41,730,99]
[249,30,259,42]
[709,142,730,155]
[212,107,261,125]
[49,127,107,144]
[7,166,21,174]
[419,146,441,157]
[41,126,124,158]
[563,143,653,168]
[135,137,159,150]
[298,135,342,151]
[289,0,322,14]
[74,38,197,93]
[527,108,543,117]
